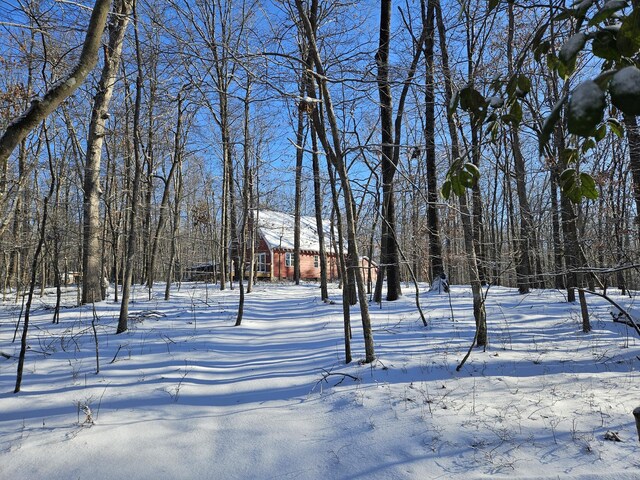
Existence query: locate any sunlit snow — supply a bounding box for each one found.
[1,282,639,479]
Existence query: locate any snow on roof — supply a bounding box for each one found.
[255,209,340,253]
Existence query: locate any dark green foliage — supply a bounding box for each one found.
[567,81,606,136]
[609,66,640,115]
[441,159,480,200]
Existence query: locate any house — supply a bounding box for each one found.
[249,210,379,284]
[250,209,342,281]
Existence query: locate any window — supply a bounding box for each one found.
[285,252,293,267]
[314,255,319,268]
[257,253,267,272]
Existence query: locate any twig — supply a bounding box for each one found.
[91,303,100,374]
[109,344,123,364]
[580,289,640,337]
[313,368,360,390]
[456,324,480,372]
[95,382,110,420]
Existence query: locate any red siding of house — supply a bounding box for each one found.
[246,232,378,284]
[270,250,340,281]
[360,257,378,286]
[245,221,362,281]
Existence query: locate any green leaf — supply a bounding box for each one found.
[463,162,480,179]
[607,118,624,137]
[567,81,606,137]
[517,75,531,95]
[531,23,549,49]
[459,86,488,125]
[451,176,465,196]
[460,86,487,112]
[509,100,523,125]
[534,41,551,63]
[559,168,576,186]
[574,0,595,19]
[609,66,640,116]
[459,170,475,188]
[617,9,640,57]
[559,168,599,202]
[580,172,599,200]
[594,123,607,141]
[539,95,568,153]
[593,68,617,90]
[561,148,579,165]
[450,157,463,171]
[592,30,621,61]
[581,138,597,153]
[441,180,452,199]
[557,59,572,81]
[588,0,628,26]
[559,32,588,66]
[566,184,584,203]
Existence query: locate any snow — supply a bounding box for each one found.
[559,32,587,64]
[488,96,504,108]
[568,81,605,133]
[611,66,640,98]
[256,209,341,253]
[1,283,640,479]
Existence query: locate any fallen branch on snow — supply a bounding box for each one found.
[579,289,640,338]
[313,368,360,391]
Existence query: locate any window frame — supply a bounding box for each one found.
[285,252,293,268]
[257,252,267,272]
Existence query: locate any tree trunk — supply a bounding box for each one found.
[165,161,183,301]
[294,78,304,286]
[435,0,486,345]
[148,91,185,295]
[507,2,534,294]
[311,128,329,301]
[117,0,143,334]
[623,114,640,238]
[82,0,132,305]
[376,0,402,302]
[236,79,253,326]
[422,0,444,282]
[295,0,374,363]
[15,132,57,392]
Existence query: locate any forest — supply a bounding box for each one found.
[1,0,640,478]
[1,0,639,333]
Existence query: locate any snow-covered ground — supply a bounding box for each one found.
[1,282,639,479]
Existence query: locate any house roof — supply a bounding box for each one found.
[254,209,340,254]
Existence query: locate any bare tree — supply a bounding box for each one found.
[82,0,132,305]
[0,0,113,228]
[117,0,144,334]
[294,0,375,363]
